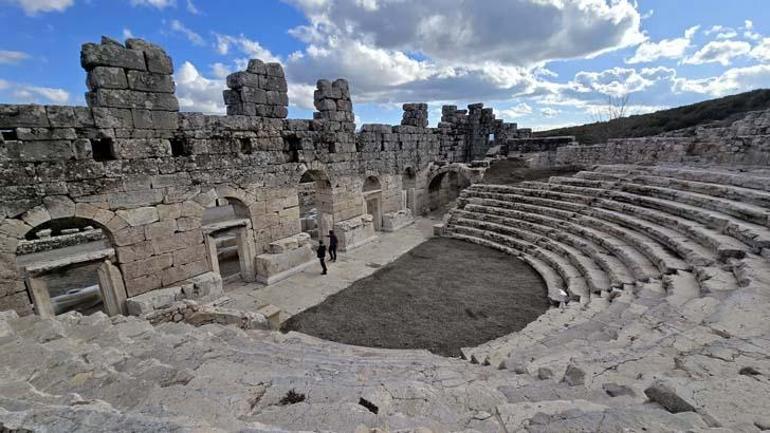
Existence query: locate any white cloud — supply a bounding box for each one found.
[571,66,672,97]
[210,62,231,79]
[174,61,226,114]
[751,38,770,63]
[122,28,134,39]
[625,25,699,64]
[499,103,533,120]
[684,40,752,66]
[0,50,29,65]
[8,84,69,104]
[674,64,770,96]
[283,0,644,67]
[287,82,316,110]
[170,19,205,46]
[214,34,281,63]
[0,79,9,90]
[4,0,73,14]
[541,107,560,118]
[743,20,762,41]
[186,0,199,14]
[130,0,175,9]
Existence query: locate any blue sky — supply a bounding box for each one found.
[1,0,769,130]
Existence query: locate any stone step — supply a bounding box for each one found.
[459,205,635,288]
[459,196,661,281]
[595,164,770,193]
[449,220,595,300]
[463,188,690,274]
[520,181,743,263]
[553,175,770,227]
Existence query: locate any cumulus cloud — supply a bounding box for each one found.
[5,84,70,104]
[0,50,29,65]
[684,40,752,66]
[214,34,281,63]
[674,64,770,96]
[186,0,199,14]
[284,0,644,67]
[499,102,533,120]
[541,107,560,118]
[4,0,73,14]
[170,19,205,46]
[751,38,770,63]
[174,61,226,113]
[571,66,673,97]
[130,0,175,8]
[625,25,699,64]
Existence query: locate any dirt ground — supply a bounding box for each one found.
[281,238,549,357]
[482,158,580,185]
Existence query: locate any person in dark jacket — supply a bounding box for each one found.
[326,230,338,262]
[317,240,327,275]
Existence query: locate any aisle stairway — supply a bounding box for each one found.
[1,164,769,432]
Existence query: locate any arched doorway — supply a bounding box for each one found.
[402,167,417,214]
[298,169,334,242]
[201,197,256,283]
[363,176,383,231]
[15,217,126,318]
[427,169,471,214]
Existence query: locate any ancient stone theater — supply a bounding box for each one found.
[1,37,769,432]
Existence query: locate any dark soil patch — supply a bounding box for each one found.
[482,159,580,185]
[281,238,549,357]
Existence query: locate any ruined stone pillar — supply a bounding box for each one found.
[224,59,288,118]
[97,260,128,316]
[401,103,428,128]
[25,276,54,318]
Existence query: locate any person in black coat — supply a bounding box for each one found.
[317,240,327,275]
[326,230,338,262]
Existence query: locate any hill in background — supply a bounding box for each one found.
[535,89,770,144]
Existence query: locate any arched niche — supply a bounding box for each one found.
[297,169,334,241]
[362,175,383,231]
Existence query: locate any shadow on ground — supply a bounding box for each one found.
[281,238,549,357]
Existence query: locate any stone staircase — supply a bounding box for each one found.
[443,165,770,431]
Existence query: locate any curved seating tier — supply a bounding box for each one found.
[442,165,770,431]
[2,164,769,432]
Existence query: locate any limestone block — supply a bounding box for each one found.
[87,89,179,112]
[126,39,174,74]
[115,241,154,263]
[226,72,260,89]
[151,230,203,255]
[42,196,75,219]
[13,140,74,162]
[92,107,133,129]
[16,127,77,141]
[144,219,177,240]
[184,271,223,299]
[45,105,77,127]
[81,42,147,71]
[334,215,376,252]
[255,243,315,285]
[116,206,159,227]
[382,209,414,232]
[126,70,175,93]
[126,285,183,315]
[131,109,178,129]
[87,67,128,90]
[124,273,161,297]
[21,206,51,228]
[122,253,173,280]
[0,104,49,128]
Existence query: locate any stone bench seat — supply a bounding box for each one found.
[459,196,661,281]
[459,205,636,288]
[450,215,610,296]
[509,181,757,259]
[576,170,770,208]
[595,164,770,193]
[447,224,591,302]
[552,176,770,227]
[463,188,691,274]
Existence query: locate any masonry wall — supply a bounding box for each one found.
[555,110,770,167]
[0,37,503,315]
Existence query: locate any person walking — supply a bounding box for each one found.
[317,240,328,275]
[326,230,338,262]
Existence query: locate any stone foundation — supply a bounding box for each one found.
[382,209,414,232]
[255,233,315,284]
[334,215,376,251]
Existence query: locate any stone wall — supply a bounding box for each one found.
[555,110,770,167]
[437,103,526,162]
[0,37,517,316]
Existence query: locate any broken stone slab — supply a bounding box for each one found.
[125,38,174,74]
[81,42,147,71]
[126,285,183,316]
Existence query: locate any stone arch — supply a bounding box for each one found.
[362,175,384,231]
[426,165,473,213]
[1,197,127,318]
[197,187,258,283]
[402,167,417,213]
[297,168,334,241]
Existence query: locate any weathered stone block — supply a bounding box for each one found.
[116,206,159,227]
[87,67,129,90]
[126,285,182,315]
[92,107,133,129]
[125,273,161,297]
[126,39,174,74]
[123,253,173,281]
[144,219,177,240]
[115,240,154,263]
[0,105,50,128]
[126,70,175,93]
[81,42,147,71]
[226,72,260,89]
[132,109,178,129]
